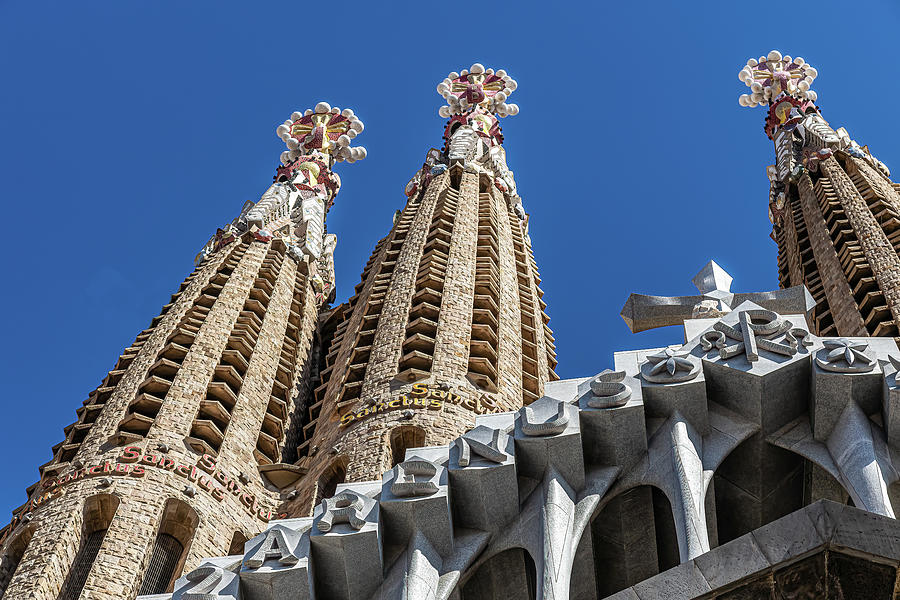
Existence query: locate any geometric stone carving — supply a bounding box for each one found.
[317,491,369,532]
[815,338,876,373]
[588,370,631,408]
[454,426,509,466]
[241,520,313,600]
[390,460,441,497]
[641,347,700,383]
[521,401,569,436]
[174,559,241,600]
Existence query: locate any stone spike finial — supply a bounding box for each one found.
[692,261,733,295]
[275,102,366,165]
[436,63,520,119]
[737,51,818,107]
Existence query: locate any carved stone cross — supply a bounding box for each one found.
[620,260,815,333]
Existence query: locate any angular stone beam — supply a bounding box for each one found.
[620,284,815,333]
[612,404,758,562]
[770,403,898,517]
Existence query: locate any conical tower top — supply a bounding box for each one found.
[436,63,520,118]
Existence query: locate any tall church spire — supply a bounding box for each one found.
[739,51,900,341]
[0,104,365,599]
[286,64,557,515]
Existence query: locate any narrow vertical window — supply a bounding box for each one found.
[57,494,119,600]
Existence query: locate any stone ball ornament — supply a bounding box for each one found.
[276,102,367,165]
[437,63,520,118]
[738,50,819,108]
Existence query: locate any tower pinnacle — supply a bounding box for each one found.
[737,50,818,108]
[436,63,520,118]
[276,102,367,164]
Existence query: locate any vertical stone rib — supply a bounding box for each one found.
[156,240,267,446]
[797,175,867,336]
[494,186,524,408]
[821,157,900,328]
[362,173,446,396]
[219,244,296,467]
[431,171,479,378]
[780,203,805,288]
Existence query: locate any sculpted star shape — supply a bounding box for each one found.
[648,348,694,377]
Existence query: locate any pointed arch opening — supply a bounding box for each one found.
[316,455,348,503]
[138,499,199,595]
[58,494,120,600]
[389,425,426,467]
[0,524,35,598]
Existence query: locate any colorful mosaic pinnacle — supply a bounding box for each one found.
[737,50,819,107]
[275,102,367,165]
[436,63,520,118]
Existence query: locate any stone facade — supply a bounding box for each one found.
[7,55,900,600]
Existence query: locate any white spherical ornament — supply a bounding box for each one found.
[437,83,448,94]
[286,137,299,150]
[277,125,290,137]
[280,151,291,164]
[794,57,805,65]
[330,106,340,114]
[739,94,750,106]
[750,81,762,93]
[337,134,350,147]
[351,120,363,133]
[438,106,451,118]
[798,80,810,92]
[315,102,331,114]
[470,63,484,74]
[347,129,357,139]
[497,110,508,118]
[805,67,818,79]
[508,79,518,91]
[304,109,313,116]
[496,69,506,77]
[460,69,468,76]
[507,104,519,115]
[449,71,459,79]
[808,90,817,101]
[747,58,758,67]
[751,92,763,102]
[495,91,507,102]
[782,55,792,64]
[485,68,494,75]
[357,146,367,159]
[342,108,354,117]
[291,111,303,121]
[739,69,751,83]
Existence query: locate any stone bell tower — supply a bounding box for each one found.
[0,102,366,599]
[288,64,558,514]
[739,50,900,341]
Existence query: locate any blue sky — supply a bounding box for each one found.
[1,1,899,519]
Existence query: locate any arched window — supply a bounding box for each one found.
[389,425,426,467]
[0,525,35,598]
[316,456,348,503]
[58,494,119,600]
[137,499,198,595]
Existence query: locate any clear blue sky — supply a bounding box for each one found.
[2,1,899,520]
